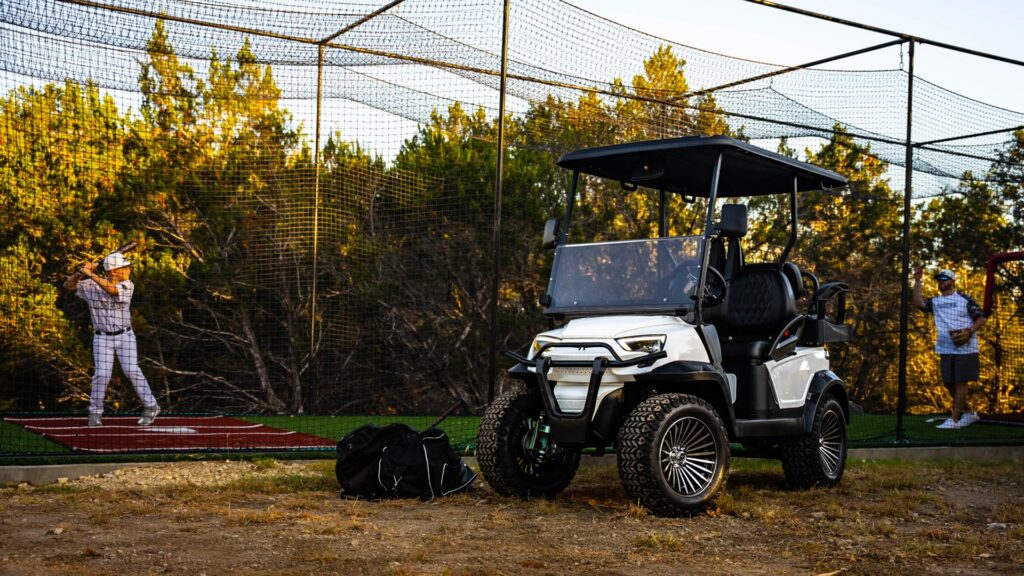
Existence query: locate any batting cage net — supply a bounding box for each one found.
[2,0,1022,459]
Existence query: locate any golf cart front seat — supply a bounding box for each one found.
[710,265,804,365]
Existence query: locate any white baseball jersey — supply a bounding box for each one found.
[924,291,984,355]
[76,278,134,332]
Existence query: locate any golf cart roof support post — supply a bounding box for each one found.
[694,151,724,325]
[658,189,668,238]
[561,171,579,245]
[779,177,799,265]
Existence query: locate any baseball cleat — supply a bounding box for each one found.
[138,405,161,426]
[958,412,980,426]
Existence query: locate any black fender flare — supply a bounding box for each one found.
[635,361,737,437]
[508,362,535,385]
[803,370,850,433]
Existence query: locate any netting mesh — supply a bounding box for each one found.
[981,258,1024,414]
[2,0,1022,458]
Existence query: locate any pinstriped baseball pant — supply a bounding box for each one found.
[89,332,157,414]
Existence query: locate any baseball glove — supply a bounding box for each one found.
[949,328,973,347]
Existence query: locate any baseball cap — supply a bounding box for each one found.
[102,252,131,271]
[933,269,955,281]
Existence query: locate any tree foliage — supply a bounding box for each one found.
[2,29,1022,420]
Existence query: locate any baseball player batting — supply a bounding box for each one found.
[63,245,160,427]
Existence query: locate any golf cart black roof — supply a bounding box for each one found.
[557,135,847,197]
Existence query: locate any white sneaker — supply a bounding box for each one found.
[958,412,980,427]
[936,417,964,430]
[138,405,161,426]
[88,413,102,427]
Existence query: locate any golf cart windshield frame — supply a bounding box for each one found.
[544,235,705,317]
[547,136,848,322]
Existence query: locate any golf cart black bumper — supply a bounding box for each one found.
[506,343,667,445]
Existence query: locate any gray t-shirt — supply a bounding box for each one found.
[76,278,134,332]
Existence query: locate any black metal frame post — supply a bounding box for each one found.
[309,44,325,409]
[744,0,1024,67]
[487,0,511,404]
[896,39,915,443]
[694,152,724,326]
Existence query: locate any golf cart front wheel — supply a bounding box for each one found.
[780,395,847,489]
[476,389,580,498]
[617,393,730,517]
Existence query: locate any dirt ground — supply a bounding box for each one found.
[1,457,1022,576]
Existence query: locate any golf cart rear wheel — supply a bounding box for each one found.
[476,389,580,498]
[617,393,730,517]
[780,395,847,489]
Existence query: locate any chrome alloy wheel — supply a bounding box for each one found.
[659,416,718,495]
[819,408,843,475]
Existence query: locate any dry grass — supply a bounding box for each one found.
[1,457,1022,575]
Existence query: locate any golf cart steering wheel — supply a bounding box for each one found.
[679,265,726,307]
[697,266,727,307]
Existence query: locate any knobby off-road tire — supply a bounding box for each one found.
[617,393,730,517]
[476,390,580,498]
[780,395,847,489]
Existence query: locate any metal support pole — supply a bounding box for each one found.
[896,40,915,443]
[658,189,667,238]
[694,152,723,326]
[744,0,1024,68]
[309,45,325,409]
[487,0,511,404]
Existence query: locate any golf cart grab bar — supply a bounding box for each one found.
[810,282,849,323]
[505,343,667,445]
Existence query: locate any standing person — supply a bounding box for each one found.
[912,267,986,429]
[64,251,160,427]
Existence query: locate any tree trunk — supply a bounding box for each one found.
[239,308,288,414]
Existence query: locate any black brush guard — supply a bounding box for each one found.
[506,342,667,445]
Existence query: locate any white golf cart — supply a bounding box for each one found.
[477,135,854,516]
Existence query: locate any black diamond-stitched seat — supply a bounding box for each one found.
[715,266,798,363]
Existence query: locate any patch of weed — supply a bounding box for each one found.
[224,505,283,525]
[633,531,681,550]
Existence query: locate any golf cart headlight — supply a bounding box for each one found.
[617,335,666,354]
[530,335,561,358]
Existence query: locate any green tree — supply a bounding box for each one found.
[0,80,131,410]
[127,23,314,414]
[374,103,560,409]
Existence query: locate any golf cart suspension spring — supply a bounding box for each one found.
[527,417,552,457]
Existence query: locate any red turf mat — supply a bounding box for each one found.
[4,416,336,452]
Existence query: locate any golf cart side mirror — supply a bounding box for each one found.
[542,218,560,250]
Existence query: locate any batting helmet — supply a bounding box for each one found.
[102,252,131,271]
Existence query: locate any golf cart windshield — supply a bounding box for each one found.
[545,236,703,316]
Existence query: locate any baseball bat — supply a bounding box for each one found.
[98,240,138,272]
[76,240,138,274]
[111,240,138,256]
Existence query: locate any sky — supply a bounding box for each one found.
[580,0,1023,113]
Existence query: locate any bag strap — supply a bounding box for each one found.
[427,399,465,430]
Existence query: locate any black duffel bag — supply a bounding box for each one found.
[336,421,476,501]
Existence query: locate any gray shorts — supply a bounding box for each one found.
[940,353,980,386]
